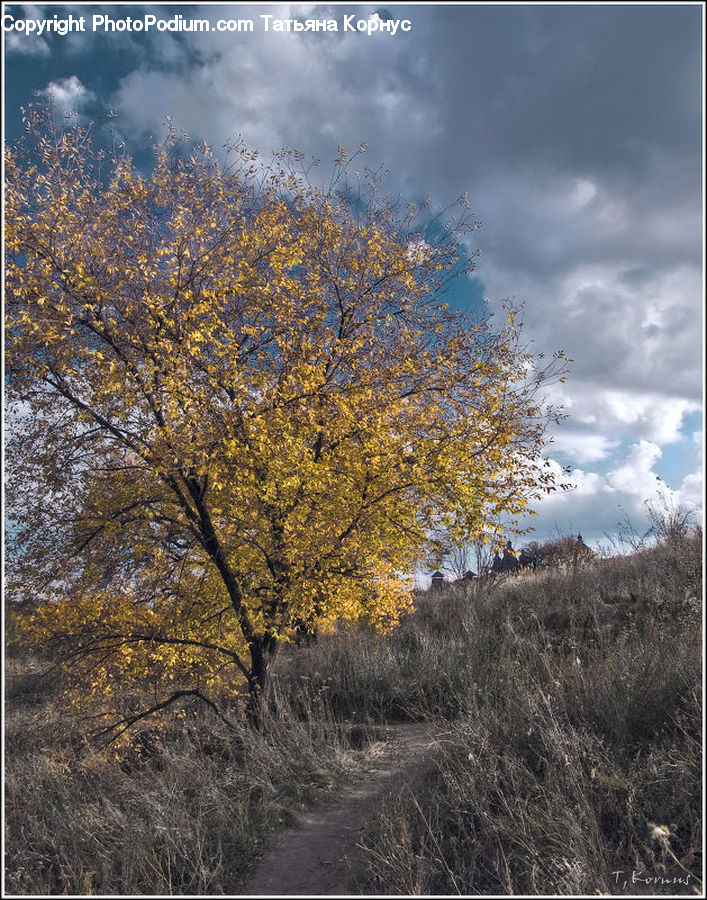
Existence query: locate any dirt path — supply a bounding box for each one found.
[241,722,447,896]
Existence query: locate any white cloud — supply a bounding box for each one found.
[676,469,704,513]
[5,30,50,57]
[5,3,50,55]
[547,383,699,447]
[39,75,95,119]
[478,229,701,409]
[605,440,663,495]
[567,177,598,210]
[520,436,702,548]
[109,5,443,170]
[600,392,697,445]
[549,430,619,464]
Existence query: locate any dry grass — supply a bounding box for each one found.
[4,673,360,894]
[5,531,702,895]
[352,532,703,895]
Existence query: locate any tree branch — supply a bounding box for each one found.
[94,688,239,744]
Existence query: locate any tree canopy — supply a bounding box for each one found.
[5,107,566,726]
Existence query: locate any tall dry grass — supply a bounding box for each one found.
[352,531,702,895]
[5,530,702,895]
[4,664,361,894]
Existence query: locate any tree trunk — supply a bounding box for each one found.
[245,633,278,727]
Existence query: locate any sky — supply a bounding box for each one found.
[3,2,704,551]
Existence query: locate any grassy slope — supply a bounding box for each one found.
[4,532,702,895]
[353,534,703,895]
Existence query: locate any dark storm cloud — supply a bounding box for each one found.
[8,3,702,542]
[385,4,703,290]
[420,5,701,179]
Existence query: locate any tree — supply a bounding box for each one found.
[430,529,497,580]
[645,488,698,545]
[5,106,567,727]
[518,533,596,570]
[446,542,477,581]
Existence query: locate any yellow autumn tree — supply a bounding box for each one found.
[5,107,566,727]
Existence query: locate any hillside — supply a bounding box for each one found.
[5,530,702,895]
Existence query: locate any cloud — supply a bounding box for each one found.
[548,431,619,464]
[605,440,663,496]
[39,75,95,119]
[483,257,702,397]
[105,8,702,430]
[4,30,51,57]
[522,439,702,548]
[676,469,703,513]
[7,4,700,550]
[109,5,444,171]
[4,3,51,55]
[548,385,700,446]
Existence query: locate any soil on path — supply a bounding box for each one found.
[241,721,447,896]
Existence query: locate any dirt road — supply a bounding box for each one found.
[241,722,445,896]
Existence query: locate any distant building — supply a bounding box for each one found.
[574,533,596,561]
[430,570,445,589]
[491,540,520,574]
